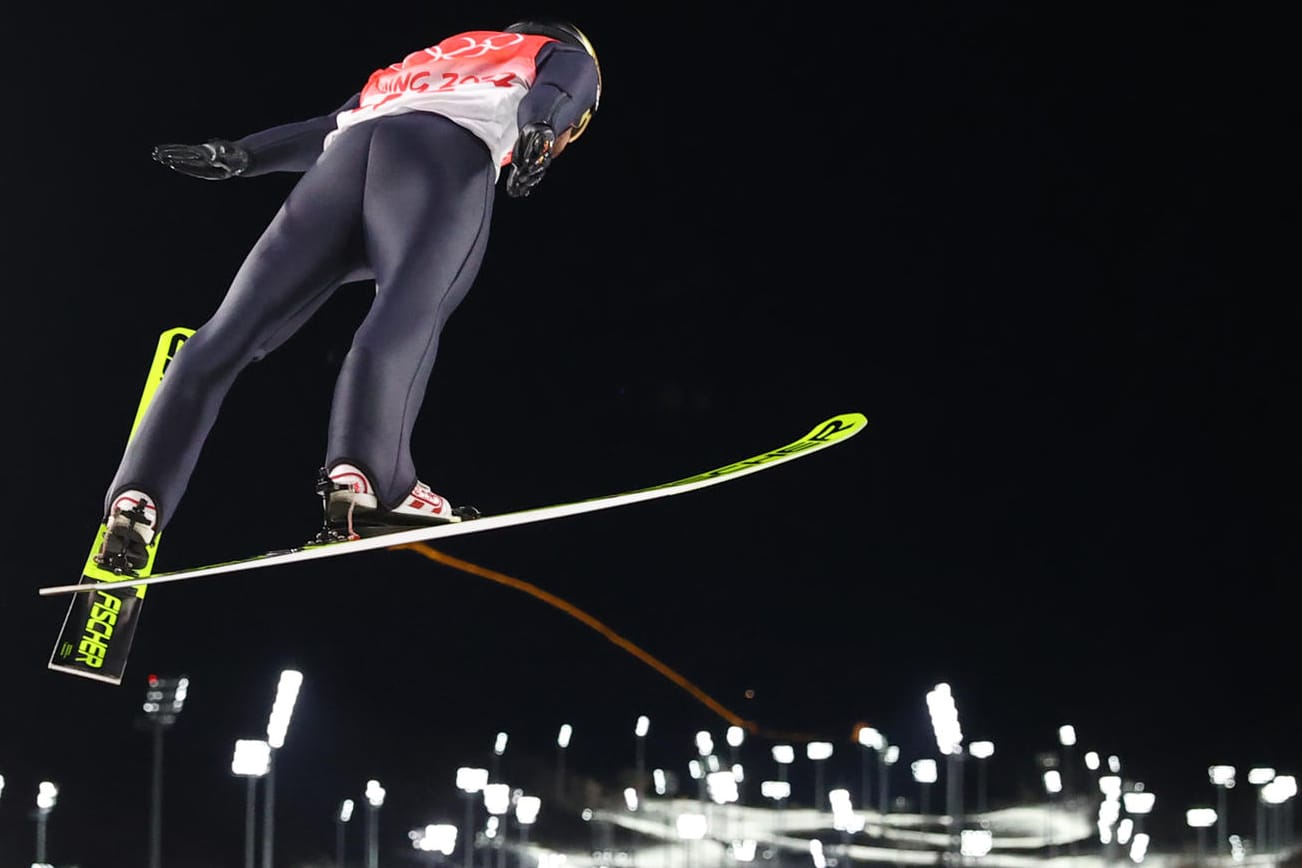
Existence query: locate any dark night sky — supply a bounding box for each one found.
[3,3,1298,866]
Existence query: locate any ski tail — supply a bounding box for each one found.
[47,327,194,684]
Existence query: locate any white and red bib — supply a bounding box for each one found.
[325,31,555,176]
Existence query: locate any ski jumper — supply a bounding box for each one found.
[104,31,601,529]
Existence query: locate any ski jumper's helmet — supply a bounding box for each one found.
[504,20,602,141]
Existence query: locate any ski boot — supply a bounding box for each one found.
[311,464,480,543]
[94,492,159,574]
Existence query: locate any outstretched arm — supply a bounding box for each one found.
[153,93,361,180]
[234,93,361,175]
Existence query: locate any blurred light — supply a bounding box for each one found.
[1117,818,1134,845]
[36,781,59,811]
[926,684,964,755]
[457,767,489,793]
[1262,777,1297,805]
[557,724,572,749]
[884,745,900,765]
[1085,751,1101,771]
[732,763,745,783]
[483,783,510,815]
[1248,767,1275,786]
[0,774,5,798]
[695,731,714,757]
[707,755,721,773]
[635,716,650,738]
[653,769,667,795]
[623,788,639,811]
[413,823,458,854]
[1209,766,1237,787]
[856,725,884,750]
[727,726,745,748]
[231,740,271,777]
[1044,770,1063,795]
[485,816,499,838]
[1099,776,1122,798]
[829,789,851,812]
[1186,808,1217,828]
[689,760,703,780]
[365,779,386,808]
[707,771,739,804]
[772,745,795,765]
[806,742,834,762]
[1108,755,1122,773]
[732,840,757,862]
[761,781,792,801]
[677,813,707,840]
[809,839,826,868]
[969,741,994,760]
[912,759,938,784]
[960,829,993,858]
[494,732,509,756]
[266,670,303,749]
[515,795,541,824]
[1123,792,1156,815]
[1274,775,1297,799]
[1229,835,1246,862]
[1129,832,1150,863]
[1058,725,1077,747]
[339,799,355,823]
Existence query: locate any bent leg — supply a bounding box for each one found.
[326,113,496,507]
[104,129,376,529]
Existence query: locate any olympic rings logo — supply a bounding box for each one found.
[423,32,525,61]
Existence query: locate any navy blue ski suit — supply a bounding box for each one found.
[103,31,600,530]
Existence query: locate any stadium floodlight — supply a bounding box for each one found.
[337,799,355,868]
[413,823,458,855]
[1085,751,1101,771]
[1058,726,1077,748]
[707,770,739,805]
[365,780,387,868]
[516,795,541,825]
[807,742,834,811]
[1187,808,1217,827]
[1044,770,1063,795]
[772,745,795,765]
[456,768,488,868]
[926,684,963,755]
[231,739,270,868]
[677,813,708,840]
[1249,767,1276,786]
[762,781,792,802]
[261,669,303,868]
[624,787,639,811]
[1123,792,1156,815]
[35,781,59,865]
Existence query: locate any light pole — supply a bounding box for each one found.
[516,794,541,867]
[231,740,271,868]
[1187,807,1217,865]
[771,745,794,865]
[233,739,270,868]
[264,669,303,868]
[1123,789,1156,846]
[482,783,510,868]
[1248,767,1276,853]
[880,744,899,822]
[142,673,189,868]
[855,725,883,813]
[456,768,489,868]
[926,683,964,852]
[634,716,650,806]
[807,742,834,812]
[555,724,572,800]
[492,732,509,782]
[1057,725,1077,800]
[1043,768,1063,858]
[338,799,355,868]
[911,759,937,820]
[1208,765,1236,857]
[365,779,387,868]
[35,780,58,865]
[969,741,994,815]
[726,726,745,802]
[1262,775,1298,855]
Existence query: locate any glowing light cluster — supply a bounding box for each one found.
[265,670,302,749]
[926,683,963,755]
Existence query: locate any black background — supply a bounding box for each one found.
[3,3,1297,866]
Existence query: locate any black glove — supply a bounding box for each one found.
[506,123,556,199]
[153,139,251,180]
